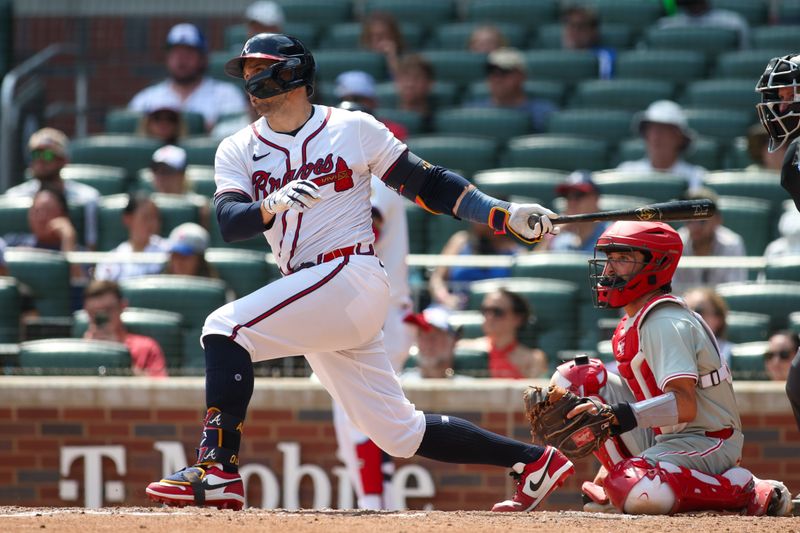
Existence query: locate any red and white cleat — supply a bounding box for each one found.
[146,464,245,510]
[746,478,792,516]
[491,446,575,512]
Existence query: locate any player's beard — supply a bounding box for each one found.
[251,92,289,118]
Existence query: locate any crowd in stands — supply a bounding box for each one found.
[1,0,799,385]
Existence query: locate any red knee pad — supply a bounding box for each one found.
[553,357,608,398]
[604,457,679,514]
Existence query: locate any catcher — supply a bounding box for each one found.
[528,220,792,516]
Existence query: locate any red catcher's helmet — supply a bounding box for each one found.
[590,221,683,309]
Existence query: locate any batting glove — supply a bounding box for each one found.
[263,179,322,214]
[507,203,560,243]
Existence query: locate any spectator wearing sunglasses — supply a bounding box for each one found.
[682,286,732,367]
[764,330,799,382]
[538,170,608,252]
[458,288,547,379]
[4,128,100,249]
[138,104,187,145]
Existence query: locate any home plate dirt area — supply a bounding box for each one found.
[0,507,798,532]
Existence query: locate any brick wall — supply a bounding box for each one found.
[0,377,796,510]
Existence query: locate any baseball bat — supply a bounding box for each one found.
[527,199,716,229]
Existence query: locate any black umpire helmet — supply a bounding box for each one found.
[755,53,800,152]
[224,33,315,99]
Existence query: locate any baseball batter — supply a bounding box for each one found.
[553,221,791,515]
[145,33,572,512]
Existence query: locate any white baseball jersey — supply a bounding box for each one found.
[214,106,406,274]
[369,175,410,307]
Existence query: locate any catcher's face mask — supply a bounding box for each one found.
[756,55,800,152]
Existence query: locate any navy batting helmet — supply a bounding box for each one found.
[755,54,800,152]
[224,33,315,99]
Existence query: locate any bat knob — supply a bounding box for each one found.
[527,214,541,230]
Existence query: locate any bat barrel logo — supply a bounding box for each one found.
[635,207,658,221]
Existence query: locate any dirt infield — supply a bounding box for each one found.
[0,507,798,532]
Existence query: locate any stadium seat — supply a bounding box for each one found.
[643,26,738,58]
[714,0,768,26]
[0,195,33,235]
[503,134,609,172]
[724,136,753,168]
[570,79,675,111]
[311,50,387,82]
[72,307,184,369]
[364,0,457,30]
[472,167,567,206]
[405,135,497,177]
[61,164,128,196]
[725,311,771,344]
[764,256,800,282]
[425,213,465,255]
[319,22,425,50]
[420,50,488,86]
[523,50,599,85]
[751,25,800,50]
[449,310,484,340]
[790,312,800,335]
[592,170,689,202]
[714,49,784,79]
[104,108,205,136]
[182,326,207,371]
[729,341,769,380]
[465,80,565,106]
[468,277,579,369]
[276,0,352,26]
[717,281,800,332]
[179,136,220,167]
[17,339,132,376]
[452,346,489,377]
[120,275,227,331]
[546,109,634,144]
[465,0,558,29]
[616,50,707,84]
[434,108,531,144]
[206,248,279,298]
[591,0,664,27]
[69,135,162,182]
[552,194,655,214]
[432,22,527,49]
[680,80,760,117]
[5,249,71,317]
[375,81,459,109]
[222,23,318,54]
[778,0,800,22]
[613,137,721,170]
[704,170,785,220]
[716,195,772,256]
[534,22,633,49]
[404,203,429,254]
[0,277,20,343]
[375,108,425,135]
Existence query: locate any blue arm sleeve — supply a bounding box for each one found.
[214,192,273,243]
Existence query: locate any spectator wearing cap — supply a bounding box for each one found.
[163,222,217,278]
[137,104,186,145]
[335,70,408,140]
[657,0,749,49]
[672,188,746,294]
[4,128,100,249]
[458,288,547,379]
[245,1,285,37]
[402,306,470,380]
[468,47,557,133]
[560,5,615,80]
[129,23,247,130]
[538,170,608,252]
[150,145,189,195]
[94,193,168,282]
[616,100,706,191]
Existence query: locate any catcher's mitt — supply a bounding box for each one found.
[523,384,615,460]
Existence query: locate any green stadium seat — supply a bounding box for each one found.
[182,326,207,371]
[616,50,707,84]
[364,0,456,29]
[778,0,800,22]
[375,108,425,135]
[472,167,567,206]
[714,0,768,26]
[704,170,785,219]
[534,22,633,49]
[751,25,800,49]
[61,164,127,196]
[179,136,219,167]
[643,26,738,58]
[318,22,425,50]
[570,79,675,111]
[764,256,800,282]
[716,195,772,255]
[374,81,459,109]
[552,194,655,214]
[72,307,184,369]
[717,281,800,332]
[434,108,531,144]
[432,22,527,49]
[724,136,753,168]
[730,341,769,380]
[69,135,162,182]
[680,80,760,116]
[5,249,71,317]
[404,203,429,254]
[17,339,132,376]
[0,195,32,235]
[120,275,227,330]
[314,50,388,82]
[465,80,565,106]
[420,50,488,86]
[222,23,318,54]
[592,170,689,202]
[596,339,614,363]
[546,109,634,144]
[0,277,20,343]
[425,213,465,254]
[790,312,800,335]
[590,0,664,27]
[449,310,484,340]
[714,49,784,79]
[503,134,609,172]
[725,311,771,344]
[205,248,279,298]
[452,346,489,377]
[466,0,557,26]
[406,135,497,177]
[209,50,235,80]
[613,137,721,170]
[468,277,579,368]
[104,108,205,136]
[524,50,599,85]
[276,0,352,26]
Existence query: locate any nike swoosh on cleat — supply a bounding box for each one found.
[528,451,555,493]
[253,152,269,161]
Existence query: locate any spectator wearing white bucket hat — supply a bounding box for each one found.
[616,100,707,191]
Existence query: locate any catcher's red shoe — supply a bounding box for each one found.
[491,446,574,512]
[146,464,244,510]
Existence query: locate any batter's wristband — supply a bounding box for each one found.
[456,188,511,231]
